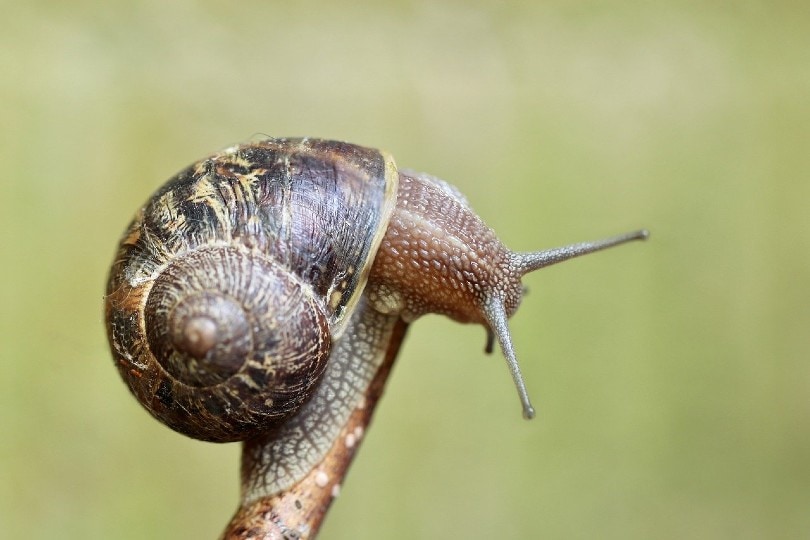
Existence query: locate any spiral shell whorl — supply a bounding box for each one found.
[126,246,331,442]
[147,283,252,388]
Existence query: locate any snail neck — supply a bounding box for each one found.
[367,170,522,324]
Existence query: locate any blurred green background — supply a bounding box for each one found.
[2,1,808,538]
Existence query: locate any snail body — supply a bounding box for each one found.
[105,137,647,504]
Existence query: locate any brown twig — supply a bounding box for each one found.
[221,319,409,539]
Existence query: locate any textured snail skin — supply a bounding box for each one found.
[368,170,522,324]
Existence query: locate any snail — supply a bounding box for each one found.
[104,137,647,535]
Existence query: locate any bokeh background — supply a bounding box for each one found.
[2,1,808,538]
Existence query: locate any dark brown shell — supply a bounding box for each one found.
[105,138,399,442]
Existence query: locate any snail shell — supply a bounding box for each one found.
[105,138,398,442]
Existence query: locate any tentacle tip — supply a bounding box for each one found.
[522,404,536,420]
[637,229,651,240]
[484,330,495,355]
